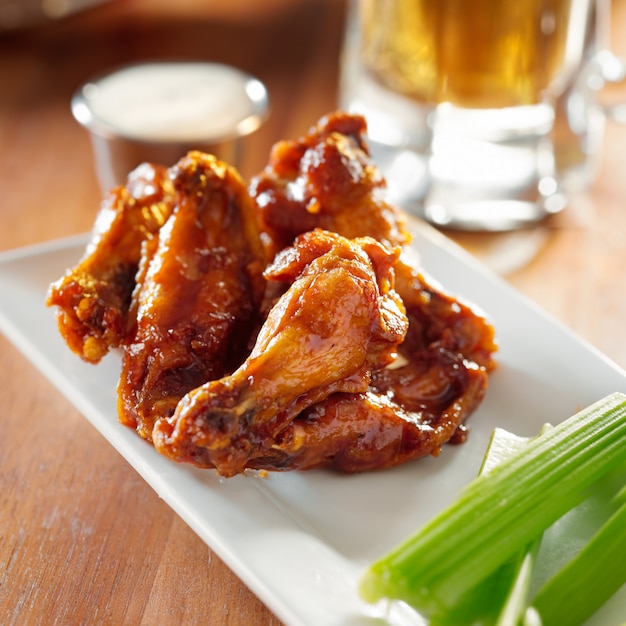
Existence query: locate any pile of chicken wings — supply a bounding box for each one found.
[47,112,497,477]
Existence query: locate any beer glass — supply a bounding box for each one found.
[340,0,624,230]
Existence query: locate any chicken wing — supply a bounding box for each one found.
[152,229,408,476]
[46,162,175,363]
[247,349,487,473]
[48,111,497,477]
[117,152,267,440]
[250,111,411,258]
[392,252,497,370]
[244,111,497,467]
[249,111,497,371]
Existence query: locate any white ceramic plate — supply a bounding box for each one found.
[1,223,625,626]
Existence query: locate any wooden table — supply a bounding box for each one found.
[1,1,625,624]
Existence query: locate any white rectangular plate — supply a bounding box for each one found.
[1,224,625,626]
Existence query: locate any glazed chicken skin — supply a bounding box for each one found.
[48,112,498,477]
[250,112,410,259]
[118,152,267,440]
[46,163,175,363]
[391,250,496,371]
[249,111,497,371]
[152,229,408,477]
[252,357,486,473]
[243,111,497,469]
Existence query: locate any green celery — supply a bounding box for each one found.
[431,547,539,626]
[359,392,626,618]
[479,427,538,475]
[431,427,543,626]
[529,482,626,626]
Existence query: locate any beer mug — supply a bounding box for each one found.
[340,0,626,230]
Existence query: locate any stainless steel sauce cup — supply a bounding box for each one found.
[72,61,270,190]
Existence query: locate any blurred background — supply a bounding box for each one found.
[0,0,345,247]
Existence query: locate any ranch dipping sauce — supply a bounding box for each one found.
[72,61,269,190]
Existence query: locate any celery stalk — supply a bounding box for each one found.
[494,545,540,626]
[431,427,543,626]
[431,546,540,626]
[359,392,626,618]
[529,483,626,626]
[479,427,536,475]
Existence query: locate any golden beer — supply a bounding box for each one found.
[360,0,581,109]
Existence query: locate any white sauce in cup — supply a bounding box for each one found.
[72,61,269,189]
